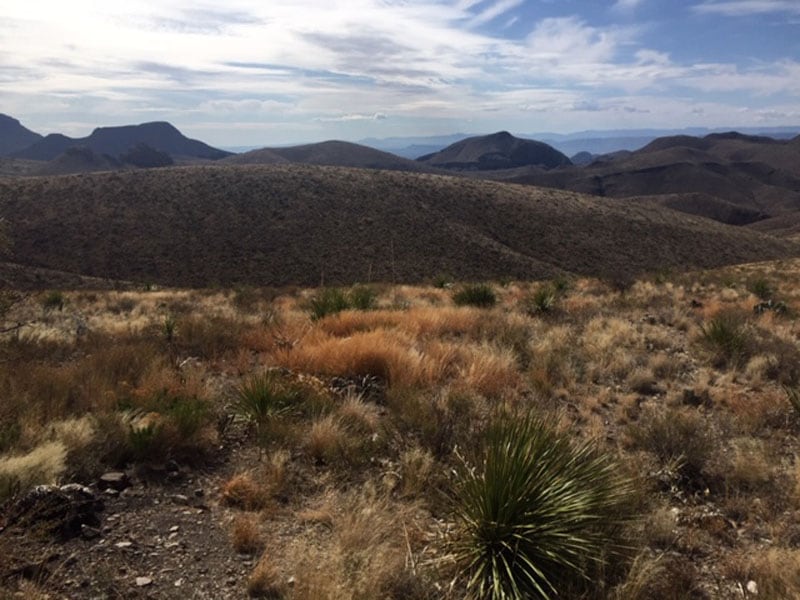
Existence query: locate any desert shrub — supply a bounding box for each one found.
[628,408,714,488]
[452,413,634,600]
[700,312,751,367]
[452,284,496,308]
[748,277,773,300]
[348,285,377,311]
[524,284,557,316]
[173,315,243,358]
[41,290,65,312]
[307,288,351,320]
[234,371,299,428]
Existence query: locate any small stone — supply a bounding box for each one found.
[172,494,190,505]
[747,580,758,595]
[174,578,184,587]
[169,525,180,533]
[115,541,133,549]
[135,577,153,587]
[81,524,101,539]
[99,472,130,491]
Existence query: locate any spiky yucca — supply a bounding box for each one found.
[452,414,633,600]
[234,371,298,426]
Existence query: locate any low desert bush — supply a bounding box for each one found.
[524,284,557,316]
[231,513,264,555]
[307,286,377,320]
[628,408,714,488]
[41,290,65,312]
[248,554,285,598]
[452,413,635,600]
[452,284,496,308]
[747,277,773,300]
[221,473,272,511]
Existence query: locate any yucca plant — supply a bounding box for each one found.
[700,312,750,367]
[525,284,557,316]
[452,414,634,600]
[234,371,298,428]
[348,285,378,311]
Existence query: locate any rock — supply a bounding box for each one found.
[747,580,758,595]
[135,576,153,587]
[80,524,101,540]
[99,472,130,492]
[1,484,103,540]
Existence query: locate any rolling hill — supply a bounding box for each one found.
[11,121,231,162]
[0,114,43,156]
[418,131,571,171]
[223,140,433,172]
[492,132,800,223]
[0,165,796,288]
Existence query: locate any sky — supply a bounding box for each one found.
[1,0,799,146]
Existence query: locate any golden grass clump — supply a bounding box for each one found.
[0,441,67,502]
[248,553,286,598]
[221,473,272,511]
[231,513,265,555]
[289,486,425,600]
[458,343,520,398]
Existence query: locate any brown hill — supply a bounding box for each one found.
[494,132,800,223]
[0,165,796,288]
[418,131,571,171]
[223,140,432,172]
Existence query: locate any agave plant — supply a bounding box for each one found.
[452,414,634,600]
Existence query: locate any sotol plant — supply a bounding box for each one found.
[452,413,634,600]
[452,284,497,308]
[234,371,299,428]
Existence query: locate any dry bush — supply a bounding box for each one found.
[725,389,787,435]
[725,548,800,599]
[458,343,520,399]
[306,414,348,465]
[278,329,426,387]
[583,316,642,382]
[172,314,245,359]
[248,554,285,598]
[627,408,715,488]
[231,513,264,555]
[626,367,661,396]
[290,486,426,600]
[641,505,680,550]
[221,473,272,511]
[611,552,704,600]
[398,445,435,498]
[722,437,774,492]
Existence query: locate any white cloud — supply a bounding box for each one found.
[692,1,800,16]
[468,0,524,27]
[612,0,645,11]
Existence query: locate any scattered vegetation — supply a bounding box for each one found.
[2,259,800,596]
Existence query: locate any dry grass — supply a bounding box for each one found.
[6,261,800,597]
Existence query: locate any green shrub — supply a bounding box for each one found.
[452,284,496,308]
[747,278,773,300]
[700,312,751,367]
[308,288,351,320]
[452,413,634,600]
[41,290,65,312]
[234,371,298,427]
[524,284,557,315]
[349,285,377,311]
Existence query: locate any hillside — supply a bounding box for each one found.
[11,122,231,162]
[0,165,797,288]
[494,131,800,222]
[223,140,433,172]
[0,114,42,156]
[417,131,571,171]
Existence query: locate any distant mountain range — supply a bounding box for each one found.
[361,126,800,159]
[0,114,43,155]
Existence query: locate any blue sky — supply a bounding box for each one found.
[1,0,798,146]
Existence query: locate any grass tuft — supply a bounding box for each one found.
[452,284,496,308]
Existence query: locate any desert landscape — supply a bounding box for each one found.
[2,1,800,598]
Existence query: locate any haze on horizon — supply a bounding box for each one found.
[1,0,799,147]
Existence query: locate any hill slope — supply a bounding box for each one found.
[418,131,572,171]
[0,165,796,288]
[224,140,433,172]
[494,132,800,222]
[0,114,43,156]
[11,122,230,162]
